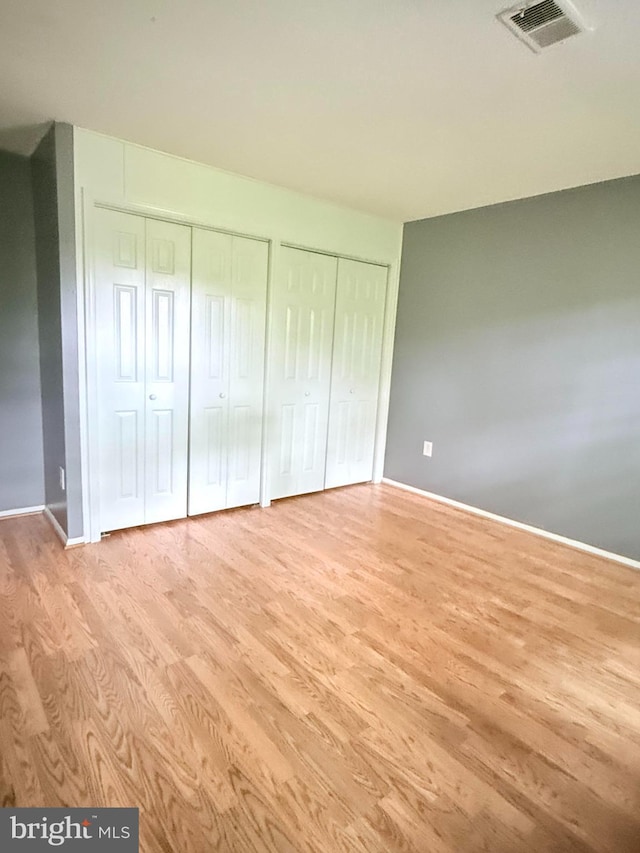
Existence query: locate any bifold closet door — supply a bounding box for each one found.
[94,208,191,532]
[270,247,338,499]
[144,219,192,523]
[325,258,387,488]
[189,229,268,515]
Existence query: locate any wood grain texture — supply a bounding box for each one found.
[1,484,639,852]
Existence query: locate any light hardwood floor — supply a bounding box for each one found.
[0,484,639,852]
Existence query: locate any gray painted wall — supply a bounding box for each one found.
[385,174,640,562]
[32,125,67,532]
[32,122,83,538]
[0,150,45,511]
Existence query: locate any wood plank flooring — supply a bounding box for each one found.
[1,484,639,852]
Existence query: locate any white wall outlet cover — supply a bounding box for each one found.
[423,441,433,457]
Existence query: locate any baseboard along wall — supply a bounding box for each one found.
[43,506,85,548]
[0,505,45,519]
[382,478,640,572]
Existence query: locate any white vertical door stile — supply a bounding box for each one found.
[325,259,388,488]
[94,208,146,532]
[270,247,338,500]
[144,218,192,523]
[94,208,191,531]
[189,229,268,515]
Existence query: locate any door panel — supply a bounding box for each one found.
[95,209,146,532]
[229,405,251,482]
[302,403,321,471]
[270,247,337,499]
[113,285,138,381]
[189,230,268,514]
[204,406,225,488]
[279,404,296,476]
[150,289,175,381]
[189,230,232,514]
[226,237,269,509]
[144,218,191,523]
[325,258,387,489]
[151,409,174,494]
[115,410,140,500]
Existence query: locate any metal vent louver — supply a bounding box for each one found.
[498,1,591,53]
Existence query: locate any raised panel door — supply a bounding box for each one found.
[270,247,337,499]
[144,218,191,523]
[189,230,232,514]
[189,230,268,514]
[94,209,146,531]
[325,258,387,488]
[227,237,268,508]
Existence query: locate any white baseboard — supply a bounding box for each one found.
[43,506,85,548]
[382,478,640,572]
[0,504,45,519]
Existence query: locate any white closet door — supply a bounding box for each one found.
[270,247,337,499]
[95,210,191,531]
[94,208,146,532]
[144,218,192,524]
[325,258,387,489]
[189,229,268,515]
[189,230,232,514]
[227,236,268,508]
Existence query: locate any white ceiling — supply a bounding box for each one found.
[1,0,639,221]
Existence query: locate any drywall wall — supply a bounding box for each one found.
[385,174,640,561]
[56,123,83,539]
[73,129,402,263]
[0,150,44,511]
[33,125,66,531]
[32,123,83,538]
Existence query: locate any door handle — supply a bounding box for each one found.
[349,389,355,394]
[304,391,311,397]
[219,392,227,399]
[149,394,157,401]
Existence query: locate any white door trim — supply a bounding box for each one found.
[80,191,103,542]
[259,240,278,508]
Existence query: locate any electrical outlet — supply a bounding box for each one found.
[423,440,433,457]
[59,466,66,491]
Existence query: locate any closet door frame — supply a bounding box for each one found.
[79,196,398,543]
[81,198,274,542]
[89,208,192,532]
[273,243,394,496]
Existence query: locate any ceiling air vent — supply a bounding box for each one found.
[498,1,591,53]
